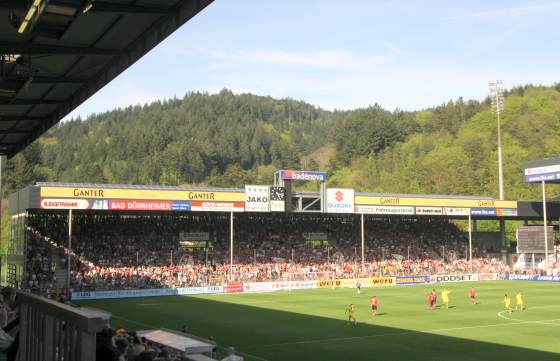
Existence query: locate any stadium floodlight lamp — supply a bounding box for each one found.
[18,0,46,34]
[489,80,505,200]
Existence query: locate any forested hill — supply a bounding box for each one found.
[4,85,560,201]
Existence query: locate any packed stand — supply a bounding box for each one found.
[23,212,514,292]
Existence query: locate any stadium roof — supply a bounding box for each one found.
[0,0,213,157]
[36,182,495,200]
[35,181,244,193]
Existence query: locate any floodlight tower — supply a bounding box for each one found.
[489,80,507,263]
[489,80,505,200]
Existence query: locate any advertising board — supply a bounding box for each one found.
[40,198,90,210]
[326,188,355,214]
[109,200,172,211]
[506,274,560,282]
[171,201,191,211]
[430,273,499,283]
[396,275,430,285]
[415,207,443,215]
[245,185,270,212]
[354,195,517,209]
[71,286,224,300]
[269,186,286,212]
[190,201,244,212]
[226,283,244,293]
[443,208,470,216]
[470,208,496,216]
[431,274,476,283]
[279,170,327,182]
[40,186,244,202]
[524,163,560,183]
[354,205,414,215]
[318,277,395,289]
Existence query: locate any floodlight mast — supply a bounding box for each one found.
[489,80,505,200]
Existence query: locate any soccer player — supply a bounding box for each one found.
[441,289,451,309]
[504,293,512,314]
[427,292,435,310]
[469,287,477,305]
[345,304,357,325]
[430,289,437,309]
[370,296,379,315]
[516,292,524,311]
[356,281,362,295]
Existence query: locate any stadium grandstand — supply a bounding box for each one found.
[1,1,560,360]
[7,180,560,296]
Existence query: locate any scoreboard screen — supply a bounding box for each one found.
[516,226,555,253]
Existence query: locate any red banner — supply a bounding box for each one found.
[226,283,243,293]
[109,200,172,211]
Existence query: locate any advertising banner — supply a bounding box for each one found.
[245,185,270,212]
[109,200,172,211]
[269,186,286,212]
[326,188,355,213]
[318,279,341,288]
[430,273,500,283]
[443,208,470,216]
[431,274,480,283]
[318,277,395,289]
[226,283,244,293]
[40,198,90,210]
[396,275,430,285]
[190,201,244,212]
[171,201,191,211]
[524,163,560,183]
[71,286,224,300]
[477,273,500,281]
[506,274,560,282]
[496,208,517,216]
[243,282,275,292]
[471,208,497,216]
[40,186,244,202]
[91,199,109,210]
[354,205,414,215]
[415,207,443,215]
[290,280,318,290]
[279,170,327,182]
[354,195,517,210]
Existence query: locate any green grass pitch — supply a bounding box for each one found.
[78,281,560,361]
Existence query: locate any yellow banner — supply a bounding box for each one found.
[40,187,245,202]
[319,277,396,289]
[354,196,517,209]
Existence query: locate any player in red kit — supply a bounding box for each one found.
[429,289,437,309]
[469,287,477,305]
[370,296,379,315]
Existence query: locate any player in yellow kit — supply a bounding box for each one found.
[345,304,357,325]
[441,289,451,309]
[504,293,512,314]
[516,292,524,311]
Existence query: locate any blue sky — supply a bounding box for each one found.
[68,0,560,118]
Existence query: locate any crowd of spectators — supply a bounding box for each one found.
[22,212,557,293]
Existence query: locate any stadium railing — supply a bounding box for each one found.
[17,291,108,361]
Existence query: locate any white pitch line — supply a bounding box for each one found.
[242,318,558,350]
[497,311,560,325]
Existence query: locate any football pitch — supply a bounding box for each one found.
[78,281,560,361]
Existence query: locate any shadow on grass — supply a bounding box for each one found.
[78,296,559,361]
